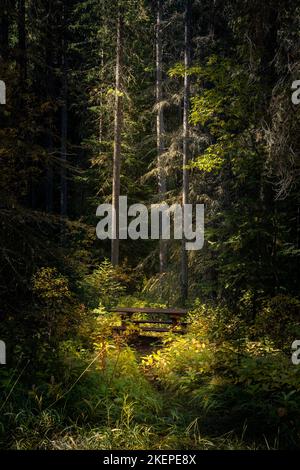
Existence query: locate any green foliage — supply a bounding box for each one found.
[142,336,211,392]
[1,0,300,453]
[80,260,126,308]
[176,56,263,174]
[1,296,300,450]
[255,295,300,349]
[32,267,72,305]
[24,267,86,362]
[142,309,300,447]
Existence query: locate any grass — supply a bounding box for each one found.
[0,338,292,450]
[1,294,299,451]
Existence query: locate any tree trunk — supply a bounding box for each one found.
[181,0,191,304]
[99,49,104,143]
[45,0,54,213]
[111,10,124,266]
[156,0,167,273]
[18,0,27,86]
[0,1,9,61]
[60,0,68,218]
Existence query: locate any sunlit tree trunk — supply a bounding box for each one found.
[99,49,104,143]
[181,0,191,304]
[156,0,167,273]
[111,9,124,266]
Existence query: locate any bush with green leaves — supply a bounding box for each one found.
[142,303,300,448]
[25,267,86,366]
[80,260,126,308]
[255,295,300,349]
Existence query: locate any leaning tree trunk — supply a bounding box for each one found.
[111,10,124,266]
[156,0,167,273]
[181,0,191,304]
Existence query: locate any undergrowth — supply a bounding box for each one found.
[0,264,299,450]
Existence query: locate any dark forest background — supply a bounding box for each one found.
[0,0,300,450]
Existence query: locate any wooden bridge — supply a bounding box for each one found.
[110,306,188,335]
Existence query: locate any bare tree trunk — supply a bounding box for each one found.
[60,0,68,217]
[181,0,191,304]
[156,0,167,273]
[111,10,123,266]
[99,48,104,143]
[45,0,54,213]
[45,140,54,213]
[18,0,27,86]
[0,1,9,61]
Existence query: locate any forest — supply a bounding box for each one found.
[0,0,300,452]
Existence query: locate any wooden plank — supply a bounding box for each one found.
[113,326,171,332]
[140,327,170,333]
[132,320,188,326]
[112,325,187,334]
[110,307,187,316]
[131,320,173,325]
[140,327,186,333]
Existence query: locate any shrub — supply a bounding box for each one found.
[22,267,86,368]
[142,304,300,448]
[255,295,300,349]
[80,260,126,308]
[142,336,211,393]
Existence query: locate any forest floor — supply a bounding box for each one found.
[1,300,299,450]
[2,337,263,450]
[129,335,163,356]
[44,346,257,450]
